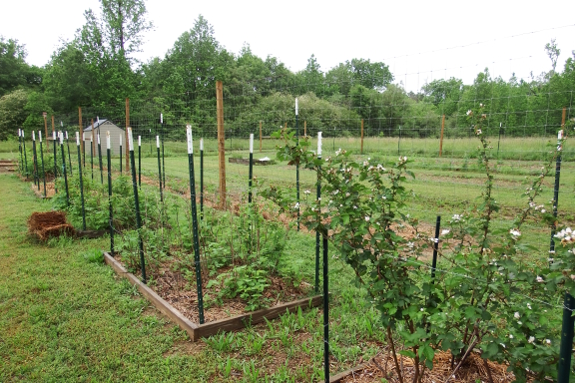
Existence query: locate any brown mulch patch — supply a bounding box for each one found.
[340,349,518,383]
[30,181,56,199]
[27,211,75,241]
[119,257,312,324]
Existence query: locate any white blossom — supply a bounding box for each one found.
[335,148,342,156]
[509,229,521,238]
[528,336,535,344]
[293,202,300,210]
[527,303,532,310]
[546,339,551,345]
[509,334,513,339]
[475,129,482,135]
[451,214,463,223]
[514,312,520,319]
[364,216,370,222]
[536,276,544,283]
[466,110,472,116]
[304,189,311,195]
[441,229,450,236]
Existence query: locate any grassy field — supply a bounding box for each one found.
[1,133,571,381]
[0,174,389,382]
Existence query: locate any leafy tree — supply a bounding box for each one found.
[545,38,561,75]
[0,89,28,140]
[0,37,42,97]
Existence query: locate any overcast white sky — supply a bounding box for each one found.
[2,0,575,92]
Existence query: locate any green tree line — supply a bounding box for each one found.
[1,0,574,140]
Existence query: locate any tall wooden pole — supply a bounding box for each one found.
[439,114,446,157]
[43,115,48,141]
[78,108,83,165]
[360,119,364,154]
[216,81,226,209]
[259,121,262,152]
[125,98,130,172]
[304,120,307,137]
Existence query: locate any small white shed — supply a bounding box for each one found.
[83,119,125,156]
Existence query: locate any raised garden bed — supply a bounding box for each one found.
[103,251,323,340]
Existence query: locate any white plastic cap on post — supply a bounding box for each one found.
[119,134,122,146]
[53,131,56,140]
[295,98,298,116]
[18,129,21,137]
[97,132,100,145]
[156,135,160,148]
[138,136,141,147]
[106,131,111,150]
[22,131,25,138]
[128,128,134,151]
[318,132,322,156]
[200,138,204,151]
[249,133,254,153]
[65,131,68,140]
[76,132,80,146]
[186,125,193,154]
[59,131,64,145]
[32,131,36,141]
[160,113,163,124]
[39,131,42,142]
[60,121,63,127]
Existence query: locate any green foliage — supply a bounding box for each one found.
[0,89,28,140]
[83,248,104,263]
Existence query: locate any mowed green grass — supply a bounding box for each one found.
[0,174,388,382]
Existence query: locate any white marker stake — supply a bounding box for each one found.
[65,131,68,140]
[128,128,134,151]
[160,113,163,124]
[156,136,160,148]
[39,131,42,142]
[22,131,25,138]
[106,131,111,150]
[53,131,56,141]
[97,132,100,145]
[318,132,322,156]
[76,132,80,146]
[249,133,254,153]
[186,125,193,154]
[200,138,204,151]
[295,98,298,116]
[60,121,63,128]
[18,129,21,137]
[59,132,64,145]
[138,136,141,147]
[33,131,36,141]
[119,134,122,147]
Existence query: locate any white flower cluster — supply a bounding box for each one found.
[441,229,450,236]
[509,229,521,239]
[475,129,482,136]
[335,148,343,156]
[529,201,546,213]
[398,156,407,164]
[466,110,472,116]
[555,227,575,245]
[451,214,463,223]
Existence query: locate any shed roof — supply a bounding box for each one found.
[84,119,123,132]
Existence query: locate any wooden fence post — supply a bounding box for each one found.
[304,120,307,138]
[439,114,445,157]
[216,81,226,209]
[125,98,130,172]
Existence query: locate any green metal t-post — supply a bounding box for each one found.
[248,134,254,204]
[18,130,23,175]
[98,133,103,184]
[66,132,73,177]
[128,129,146,284]
[32,133,39,190]
[156,136,163,202]
[106,134,114,255]
[200,139,204,219]
[75,133,86,230]
[23,133,28,178]
[315,132,323,294]
[59,134,69,207]
[186,126,205,324]
[52,132,57,193]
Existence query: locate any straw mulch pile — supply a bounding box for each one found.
[27,211,75,241]
[341,349,518,383]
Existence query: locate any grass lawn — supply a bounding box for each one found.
[0,174,386,382]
